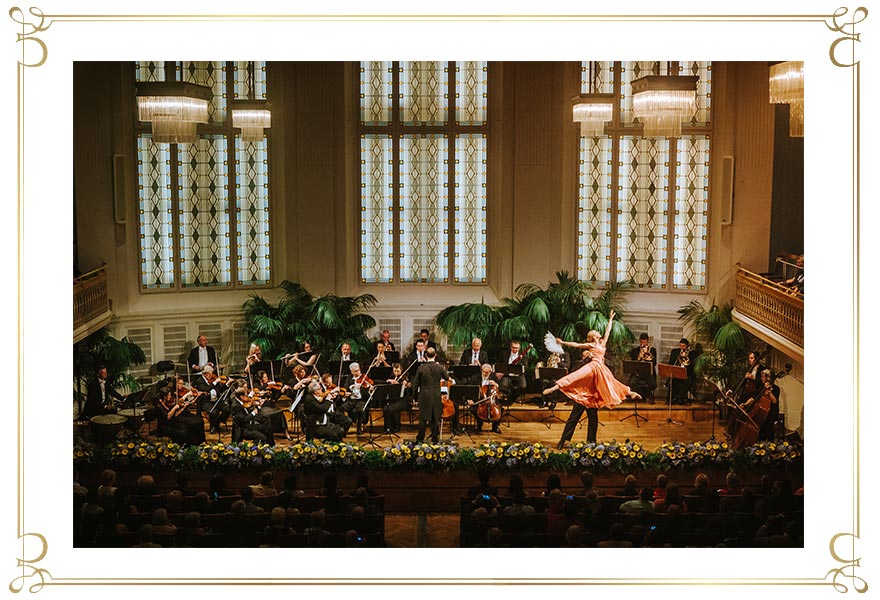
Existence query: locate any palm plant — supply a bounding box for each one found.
[435,271,634,360]
[677,300,755,391]
[73,329,146,406]
[242,281,378,359]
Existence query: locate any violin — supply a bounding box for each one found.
[475,383,502,423]
[354,374,374,387]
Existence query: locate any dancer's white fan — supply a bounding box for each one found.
[544,332,565,355]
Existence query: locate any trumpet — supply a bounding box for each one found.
[677,348,691,367]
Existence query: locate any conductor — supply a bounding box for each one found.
[411,347,448,444]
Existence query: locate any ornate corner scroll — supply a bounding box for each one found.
[826,533,868,593]
[8,533,50,594]
[9,6,49,67]
[826,6,868,67]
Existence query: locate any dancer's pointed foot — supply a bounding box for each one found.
[627,391,642,401]
[543,386,557,396]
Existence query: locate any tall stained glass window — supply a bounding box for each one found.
[134,60,272,291]
[358,61,488,284]
[577,61,711,290]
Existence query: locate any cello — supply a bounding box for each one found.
[729,370,783,450]
[475,383,502,424]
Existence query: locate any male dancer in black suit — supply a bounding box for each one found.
[412,347,449,444]
[188,335,218,376]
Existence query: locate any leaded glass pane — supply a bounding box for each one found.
[577,136,613,284]
[580,61,614,93]
[136,134,175,289]
[620,61,669,125]
[235,136,271,285]
[177,135,231,287]
[400,61,448,126]
[454,134,487,282]
[673,135,709,289]
[360,61,393,126]
[679,61,712,124]
[400,134,449,282]
[135,61,166,83]
[455,61,487,126]
[617,137,669,288]
[234,61,267,100]
[360,135,394,283]
[180,61,227,123]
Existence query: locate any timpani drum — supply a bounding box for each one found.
[90,414,126,443]
[117,407,147,432]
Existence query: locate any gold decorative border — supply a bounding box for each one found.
[12,5,866,591]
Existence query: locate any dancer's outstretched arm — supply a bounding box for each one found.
[601,310,616,346]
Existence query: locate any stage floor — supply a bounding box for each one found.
[98,394,722,449]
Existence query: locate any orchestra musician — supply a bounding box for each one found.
[382,362,412,434]
[339,362,373,435]
[474,363,502,434]
[156,378,206,446]
[412,347,449,444]
[726,351,764,420]
[187,335,218,376]
[497,340,529,406]
[372,330,397,355]
[418,328,437,351]
[728,369,780,448]
[255,370,291,441]
[458,338,486,385]
[285,341,318,371]
[84,365,124,419]
[408,339,429,367]
[628,333,657,403]
[373,342,391,367]
[245,343,263,373]
[752,369,780,441]
[668,338,698,405]
[302,381,349,442]
[230,386,274,446]
[192,365,230,434]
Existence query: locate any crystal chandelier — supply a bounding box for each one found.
[136,81,211,144]
[769,61,804,137]
[631,75,698,138]
[571,93,614,136]
[231,61,272,142]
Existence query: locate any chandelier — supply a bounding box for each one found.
[136,81,211,144]
[231,61,272,142]
[769,61,804,137]
[571,93,614,136]
[631,75,698,138]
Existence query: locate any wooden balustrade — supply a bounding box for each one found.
[735,266,803,347]
[74,265,110,330]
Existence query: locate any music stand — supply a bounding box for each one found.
[450,365,481,383]
[537,367,568,427]
[367,366,393,381]
[384,351,400,365]
[328,361,351,386]
[658,363,687,426]
[364,383,403,447]
[620,361,651,427]
[449,384,480,441]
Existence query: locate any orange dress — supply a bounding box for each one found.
[554,344,630,409]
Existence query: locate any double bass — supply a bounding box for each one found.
[475,382,502,424]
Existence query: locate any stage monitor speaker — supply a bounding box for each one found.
[719,155,734,225]
[112,153,126,225]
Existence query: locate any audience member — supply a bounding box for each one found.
[597,522,633,548]
[617,474,639,497]
[653,474,669,500]
[250,471,278,497]
[502,489,536,517]
[543,474,563,497]
[467,468,498,498]
[654,483,688,513]
[240,487,266,515]
[620,487,656,515]
[132,524,162,548]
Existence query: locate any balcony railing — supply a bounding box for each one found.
[74,264,110,330]
[735,265,803,348]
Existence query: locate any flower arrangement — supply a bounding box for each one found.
[376,441,459,469]
[78,436,803,474]
[473,441,550,469]
[196,440,276,469]
[73,437,95,465]
[741,440,803,468]
[656,440,733,470]
[285,440,366,469]
[566,440,647,472]
[109,439,182,467]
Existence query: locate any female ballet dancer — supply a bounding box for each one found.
[543,310,641,407]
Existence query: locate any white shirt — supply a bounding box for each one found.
[470,350,480,365]
[508,352,518,364]
[197,346,209,368]
[99,379,107,401]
